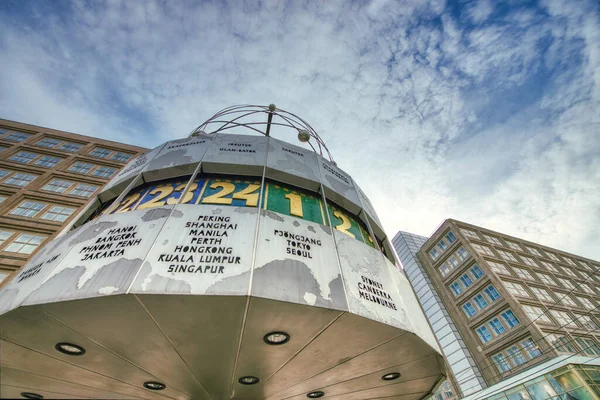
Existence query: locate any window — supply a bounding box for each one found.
[513,268,534,281]
[576,297,595,310]
[501,310,520,328]
[484,285,501,301]
[450,282,462,296]
[530,287,554,302]
[69,162,93,174]
[473,294,489,310]
[521,256,538,268]
[506,346,526,366]
[463,302,477,318]
[437,240,448,251]
[489,318,506,334]
[525,246,543,257]
[0,169,10,180]
[560,295,577,308]
[470,264,484,279]
[564,258,577,267]
[579,283,595,295]
[477,326,493,343]
[34,155,62,168]
[439,264,450,277]
[9,151,37,164]
[447,255,459,268]
[547,253,560,262]
[69,183,98,198]
[548,334,577,353]
[498,250,518,262]
[521,338,542,358]
[90,148,111,158]
[558,278,574,290]
[562,267,578,278]
[4,131,32,142]
[576,314,598,330]
[460,228,480,240]
[4,233,46,254]
[550,310,577,328]
[460,273,473,288]
[523,305,552,323]
[60,142,83,152]
[504,281,530,298]
[541,261,559,273]
[575,338,600,356]
[445,231,456,244]
[36,138,60,148]
[488,261,510,275]
[484,235,502,246]
[41,205,76,222]
[506,241,522,251]
[456,247,470,261]
[537,273,556,286]
[0,230,14,246]
[472,243,495,257]
[0,270,9,284]
[4,173,37,187]
[112,152,132,162]
[493,353,511,373]
[43,179,73,193]
[92,166,116,178]
[429,247,439,260]
[10,201,46,218]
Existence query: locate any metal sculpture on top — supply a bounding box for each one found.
[189,104,335,162]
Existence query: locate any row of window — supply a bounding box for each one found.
[449,264,485,296]
[492,337,542,373]
[0,167,114,190]
[428,231,457,260]
[503,280,597,310]
[547,334,600,356]
[438,247,470,277]
[461,285,501,318]
[2,155,117,178]
[522,305,599,331]
[0,130,134,162]
[476,310,521,344]
[69,162,116,178]
[8,200,76,222]
[489,259,600,289]
[460,227,596,273]
[0,230,46,254]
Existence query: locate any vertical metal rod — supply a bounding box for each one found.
[265,111,274,136]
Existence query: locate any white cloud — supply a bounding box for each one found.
[0,0,598,259]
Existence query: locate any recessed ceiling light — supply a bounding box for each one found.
[21,393,44,399]
[381,372,401,381]
[238,376,260,385]
[55,342,85,356]
[307,391,324,398]
[143,381,166,391]
[263,331,290,345]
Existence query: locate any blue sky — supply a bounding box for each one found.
[0,0,598,260]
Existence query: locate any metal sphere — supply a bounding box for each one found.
[268,104,277,111]
[298,130,311,142]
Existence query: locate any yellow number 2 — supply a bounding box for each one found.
[333,210,355,238]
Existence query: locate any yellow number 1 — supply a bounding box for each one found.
[284,193,303,218]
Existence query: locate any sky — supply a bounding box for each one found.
[0,0,598,260]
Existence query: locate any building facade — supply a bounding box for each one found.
[0,119,147,284]
[398,219,600,399]
[393,230,486,398]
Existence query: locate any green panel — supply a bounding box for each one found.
[327,202,375,247]
[263,181,326,225]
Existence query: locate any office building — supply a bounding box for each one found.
[0,119,147,284]
[0,105,445,399]
[393,220,600,400]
